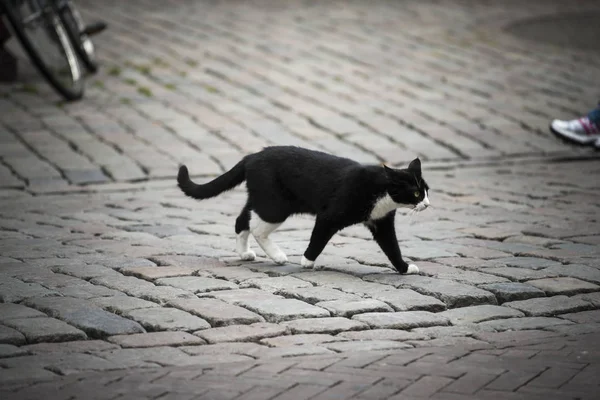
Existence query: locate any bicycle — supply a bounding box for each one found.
[0,0,106,101]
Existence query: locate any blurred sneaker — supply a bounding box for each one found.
[550,116,600,144]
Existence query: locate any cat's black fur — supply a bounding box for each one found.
[178,146,429,274]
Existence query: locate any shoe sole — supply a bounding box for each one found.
[549,123,599,145]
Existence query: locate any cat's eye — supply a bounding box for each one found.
[414,191,420,198]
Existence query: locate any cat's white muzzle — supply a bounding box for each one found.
[414,191,430,212]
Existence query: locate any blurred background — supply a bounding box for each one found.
[1,0,599,192]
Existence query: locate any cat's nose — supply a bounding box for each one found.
[424,197,430,206]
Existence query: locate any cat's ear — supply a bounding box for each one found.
[382,164,394,174]
[408,158,421,174]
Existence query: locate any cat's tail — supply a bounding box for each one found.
[177,159,246,200]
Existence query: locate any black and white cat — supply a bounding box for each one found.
[177,146,429,274]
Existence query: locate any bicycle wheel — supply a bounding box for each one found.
[54,0,98,73]
[2,0,83,100]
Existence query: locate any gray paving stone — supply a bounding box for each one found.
[325,340,411,352]
[122,266,202,281]
[438,305,524,325]
[0,366,57,385]
[91,346,189,368]
[0,303,46,321]
[367,275,496,308]
[209,266,270,283]
[281,317,368,334]
[478,282,546,304]
[108,332,206,348]
[418,262,509,285]
[91,296,160,314]
[478,317,573,332]
[412,324,496,339]
[0,277,60,302]
[547,322,600,336]
[56,282,125,299]
[64,169,109,184]
[353,311,450,330]
[243,276,312,292]
[543,264,600,285]
[90,274,156,294]
[195,322,289,344]
[168,298,265,326]
[369,289,447,312]
[491,257,562,270]
[261,334,344,347]
[23,297,145,337]
[249,345,335,359]
[278,286,362,304]
[50,264,121,280]
[480,267,559,282]
[0,344,27,358]
[408,336,490,348]
[22,340,119,354]
[337,329,425,341]
[155,276,238,293]
[3,317,86,343]
[202,288,284,304]
[124,308,211,332]
[573,292,600,307]
[236,298,330,323]
[525,277,600,296]
[132,285,197,304]
[293,271,396,297]
[0,325,26,345]
[315,299,393,317]
[558,310,600,324]
[179,342,268,356]
[503,295,594,317]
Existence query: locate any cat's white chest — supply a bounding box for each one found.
[369,193,409,220]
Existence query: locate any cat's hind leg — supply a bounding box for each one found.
[235,205,255,261]
[250,211,287,265]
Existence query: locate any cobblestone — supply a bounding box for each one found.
[23,297,146,337]
[168,298,265,326]
[3,317,87,344]
[315,299,393,317]
[478,282,546,303]
[281,318,368,335]
[503,296,594,317]
[369,275,497,308]
[438,305,524,325]
[353,312,450,330]
[369,289,447,312]
[124,308,211,332]
[107,332,205,348]
[525,277,600,296]
[195,323,289,344]
[1,0,600,395]
[0,303,46,321]
[155,276,238,293]
[478,317,573,332]
[0,325,25,345]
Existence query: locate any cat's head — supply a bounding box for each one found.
[383,158,430,212]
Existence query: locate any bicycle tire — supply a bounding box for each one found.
[2,0,84,100]
[55,0,98,73]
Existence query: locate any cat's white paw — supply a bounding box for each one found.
[406,264,419,274]
[240,250,256,261]
[271,251,288,265]
[301,256,314,268]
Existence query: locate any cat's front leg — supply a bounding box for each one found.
[302,219,338,268]
[367,212,419,274]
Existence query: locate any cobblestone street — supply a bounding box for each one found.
[1,0,600,399]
